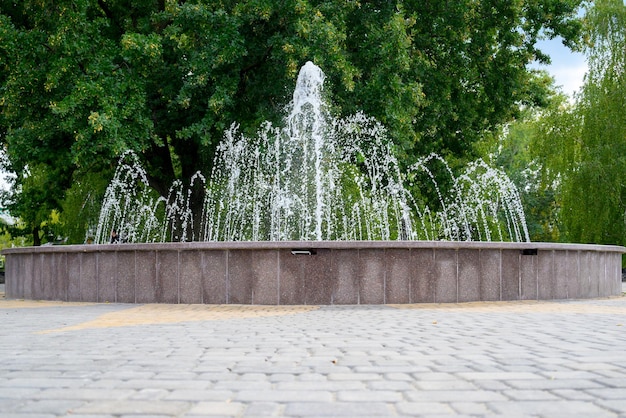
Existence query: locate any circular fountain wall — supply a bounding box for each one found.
[3,241,623,304]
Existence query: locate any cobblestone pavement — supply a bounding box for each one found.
[1,283,626,417]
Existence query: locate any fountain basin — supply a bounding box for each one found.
[3,241,624,304]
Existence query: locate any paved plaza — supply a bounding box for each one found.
[1,283,626,417]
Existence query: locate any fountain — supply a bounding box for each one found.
[2,62,624,304]
[95,62,529,244]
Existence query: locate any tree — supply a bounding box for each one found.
[0,0,587,243]
[533,0,626,245]
[474,84,566,243]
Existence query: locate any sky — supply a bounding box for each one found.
[532,37,588,98]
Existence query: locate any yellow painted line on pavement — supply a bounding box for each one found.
[38,304,319,334]
[0,296,95,308]
[390,299,626,315]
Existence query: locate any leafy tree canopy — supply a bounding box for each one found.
[0,0,585,243]
[532,0,626,246]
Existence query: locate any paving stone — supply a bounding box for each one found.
[327,372,383,381]
[3,290,626,417]
[16,399,84,414]
[241,401,283,416]
[505,378,605,390]
[71,400,190,415]
[472,380,513,391]
[502,389,561,401]
[337,390,403,402]
[284,402,392,416]
[0,398,27,413]
[549,388,597,401]
[129,388,170,401]
[488,400,616,417]
[164,389,234,401]
[596,377,626,388]
[212,381,273,391]
[450,401,493,415]
[235,390,333,402]
[368,381,414,391]
[414,380,479,391]
[0,378,85,389]
[457,371,543,381]
[596,399,626,415]
[406,390,508,403]
[0,388,42,399]
[586,388,626,400]
[185,401,245,416]
[395,401,455,415]
[34,388,131,401]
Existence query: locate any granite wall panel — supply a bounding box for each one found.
[458,249,481,303]
[520,252,538,300]
[179,250,203,304]
[157,250,179,303]
[4,255,15,298]
[136,251,157,303]
[579,251,592,298]
[227,250,254,304]
[501,250,520,300]
[598,252,609,297]
[116,251,136,303]
[40,253,56,301]
[332,250,359,304]
[250,250,279,305]
[412,249,435,303]
[566,251,581,299]
[21,254,33,299]
[385,249,411,304]
[303,249,333,305]
[553,250,569,299]
[67,253,82,301]
[54,253,68,301]
[480,250,501,301]
[98,251,117,303]
[434,249,457,303]
[589,251,600,298]
[31,253,44,300]
[611,254,622,295]
[80,252,98,302]
[538,250,555,299]
[202,251,227,304]
[358,249,385,304]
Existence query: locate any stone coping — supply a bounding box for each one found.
[3,240,625,254]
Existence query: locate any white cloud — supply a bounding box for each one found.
[530,37,588,98]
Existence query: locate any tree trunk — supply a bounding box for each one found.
[33,225,41,246]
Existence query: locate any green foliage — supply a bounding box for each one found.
[60,170,113,244]
[476,99,564,242]
[0,0,587,243]
[531,0,626,245]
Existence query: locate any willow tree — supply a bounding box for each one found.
[534,0,626,245]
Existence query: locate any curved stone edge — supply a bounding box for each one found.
[3,240,626,254]
[3,242,624,305]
